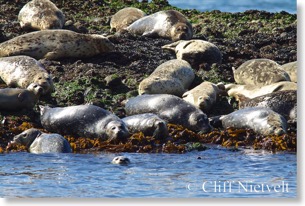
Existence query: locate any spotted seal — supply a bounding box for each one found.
[182,82,224,113]
[225,81,297,99]
[40,104,130,142]
[233,59,291,86]
[0,55,54,95]
[281,61,297,82]
[0,30,115,60]
[8,128,72,154]
[111,156,130,165]
[122,113,169,139]
[18,0,65,30]
[162,40,222,69]
[0,83,43,111]
[220,107,287,136]
[238,90,297,123]
[138,59,195,96]
[126,10,193,41]
[125,94,212,134]
[110,7,145,32]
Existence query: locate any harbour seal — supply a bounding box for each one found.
[18,0,65,30]
[0,83,43,111]
[0,30,115,60]
[220,107,287,136]
[182,82,224,113]
[233,59,291,86]
[111,156,130,165]
[9,128,72,154]
[122,113,169,139]
[138,59,195,96]
[238,90,297,123]
[40,104,130,142]
[110,7,145,32]
[126,10,193,41]
[281,61,297,82]
[125,94,212,134]
[225,81,297,99]
[0,55,54,95]
[162,40,222,69]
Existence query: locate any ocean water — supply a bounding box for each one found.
[168,0,297,13]
[0,147,296,198]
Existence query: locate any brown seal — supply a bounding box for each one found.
[281,61,297,83]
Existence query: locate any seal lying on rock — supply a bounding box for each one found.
[238,90,297,123]
[18,0,65,30]
[233,59,291,86]
[0,83,43,111]
[281,61,297,82]
[126,10,193,41]
[40,104,130,142]
[9,128,72,154]
[111,156,130,165]
[162,40,222,69]
[0,56,54,95]
[138,59,195,96]
[225,81,297,99]
[122,113,169,139]
[0,30,115,60]
[220,107,287,136]
[125,94,212,134]
[110,7,145,32]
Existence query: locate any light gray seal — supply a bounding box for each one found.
[9,128,72,154]
[110,7,145,32]
[125,94,212,134]
[238,90,297,123]
[0,55,54,95]
[126,10,193,41]
[233,59,291,86]
[0,83,43,111]
[0,30,115,60]
[281,61,297,82]
[220,107,287,136]
[162,40,222,69]
[122,113,169,139]
[138,59,195,96]
[18,0,65,30]
[111,156,130,165]
[40,104,130,142]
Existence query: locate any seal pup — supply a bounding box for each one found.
[233,59,291,86]
[125,94,212,134]
[111,156,130,165]
[122,113,169,139]
[225,81,297,99]
[0,83,43,111]
[40,105,130,142]
[138,59,195,96]
[18,0,65,30]
[220,107,287,136]
[126,10,193,41]
[110,7,145,33]
[281,61,297,82]
[162,40,222,69]
[237,90,297,123]
[0,55,54,95]
[0,30,115,60]
[182,82,224,113]
[8,128,72,154]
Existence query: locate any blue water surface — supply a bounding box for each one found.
[0,147,296,198]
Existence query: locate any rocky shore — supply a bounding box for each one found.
[0,0,297,153]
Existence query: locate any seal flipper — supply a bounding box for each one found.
[17,91,27,102]
[44,51,63,60]
[143,30,159,38]
[39,105,51,116]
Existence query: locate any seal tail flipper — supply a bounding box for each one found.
[161,41,181,51]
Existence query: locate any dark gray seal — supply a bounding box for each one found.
[40,105,130,142]
[220,107,287,136]
[9,128,72,154]
[122,113,169,139]
[238,90,297,123]
[126,10,193,41]
[125,94,212,134]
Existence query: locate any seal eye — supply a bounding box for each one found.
[111,126,117,131]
